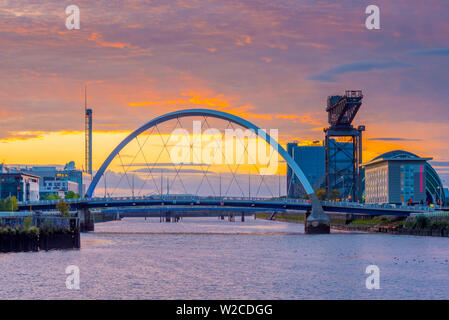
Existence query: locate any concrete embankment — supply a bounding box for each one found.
[256,212,449,237]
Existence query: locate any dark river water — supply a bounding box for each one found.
[1,217,449,299]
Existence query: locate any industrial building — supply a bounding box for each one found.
[0,172,40,202]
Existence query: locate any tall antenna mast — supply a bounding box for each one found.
[84,84,93,175]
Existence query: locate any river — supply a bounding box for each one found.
[1,216,449,299]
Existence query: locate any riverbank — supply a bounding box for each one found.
[0,215,80,252]
[256,212,449,237]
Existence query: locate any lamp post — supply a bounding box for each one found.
[437,186,442,208]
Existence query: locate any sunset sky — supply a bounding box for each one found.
[1,0,448,194]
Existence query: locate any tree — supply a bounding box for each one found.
[24,215,33,229]
[56,199,70,217]
[329,189,340,201]
[0,196,18,212]
[65,191,80,199]
[45,194,61,200]
[315,188,326,200]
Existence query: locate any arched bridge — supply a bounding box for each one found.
[16,109,439,232]
[84,108,330,233]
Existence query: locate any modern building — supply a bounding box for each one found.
[363,151,432,205]
[24,163,91,199]
[363,150,446,205]
[2,162,91,199]
[287,143,325,198]
[40,179,79,199]
[0,173,40,201]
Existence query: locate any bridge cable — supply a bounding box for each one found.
[165,117,189,195]
[189,116,224,197]
[226,121,275,198]
[223,121,247,197]
[154,121,189,195]
[134,133,163,196]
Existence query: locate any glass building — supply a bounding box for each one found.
[287,143,325,198]
[0,173,40,201]
[362,150,441,205]
[364,150,446,205]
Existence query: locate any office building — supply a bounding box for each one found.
[363,150,446,205]
[363,151,431,204]
[287,143,325,198]
[0,172,40,201]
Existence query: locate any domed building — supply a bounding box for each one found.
[362,150,445,205]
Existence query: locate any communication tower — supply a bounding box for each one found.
[84,85,93,175]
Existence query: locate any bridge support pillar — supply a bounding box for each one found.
[80,208,94,232]
[304,194,330,234]
[241,212,245,222]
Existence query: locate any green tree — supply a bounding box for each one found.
[315,188,327,200]
[44,194,61,200]
[65,191,80,199]
[56,199,70,217]
[24,215,33,229]
[329,189,340,201]
[0,196,18,212]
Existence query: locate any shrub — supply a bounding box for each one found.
[56,199,70,217]
[415,215,429,229]
[28,226,39,236]
[24,215,33,229]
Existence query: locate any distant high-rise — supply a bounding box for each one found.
[84,86,92,175]
[287,143,325,198]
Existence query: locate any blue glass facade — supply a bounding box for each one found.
[287,143,325,198]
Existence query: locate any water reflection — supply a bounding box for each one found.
[1,217,448,299]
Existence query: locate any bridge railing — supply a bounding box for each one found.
[19,195,435,212]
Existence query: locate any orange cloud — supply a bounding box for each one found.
[88,32,129,49]
[128,92,272,120]
[236,35,252,46]
[275,114,323,126]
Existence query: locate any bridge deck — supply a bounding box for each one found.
[18,196,435,216]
